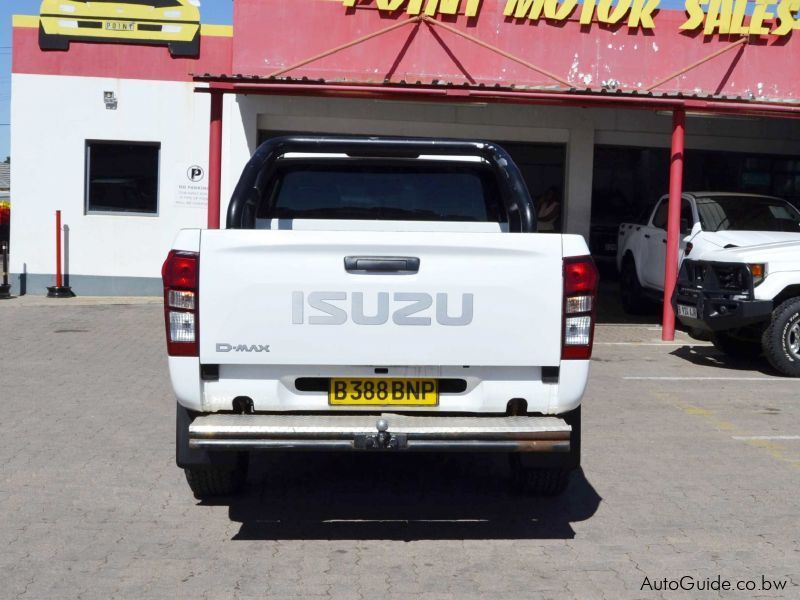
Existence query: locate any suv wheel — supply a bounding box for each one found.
[509,461,570,496]
[620,257,647,315]
[762,298,800,377]
[508,407,579,497]
[184,454,249,499]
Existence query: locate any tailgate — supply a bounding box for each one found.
[198,230,564,367]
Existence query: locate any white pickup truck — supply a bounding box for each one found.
[674,241,800,376]
[616,192,800,313]
[163,136,598,499]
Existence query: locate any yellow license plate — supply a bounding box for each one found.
[105,21,135,31]
[329,378,438,406]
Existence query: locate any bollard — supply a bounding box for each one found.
[46,210,75,298]
[0,242,11,299]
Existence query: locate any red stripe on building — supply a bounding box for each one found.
[12,26,232,82]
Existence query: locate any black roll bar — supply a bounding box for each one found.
[226,135,537,232]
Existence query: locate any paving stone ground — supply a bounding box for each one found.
[0,299,798,599]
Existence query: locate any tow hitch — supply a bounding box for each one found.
[354,418,408,450]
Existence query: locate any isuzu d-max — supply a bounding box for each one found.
[163,136,598,499]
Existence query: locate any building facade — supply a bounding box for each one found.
[9,0,800,295]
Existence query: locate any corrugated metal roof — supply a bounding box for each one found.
[0,164,10,190]
[192,73,800,105]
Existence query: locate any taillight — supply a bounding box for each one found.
[562,255,599,360]
[162,250,199,357]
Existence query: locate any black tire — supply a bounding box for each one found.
[184,454,248,499]
[509,406,579,496]
[509,462,570,496]
[762,297,800,377]
[620,257,647,315]
[39,25,69,51]
[711,331,763,359]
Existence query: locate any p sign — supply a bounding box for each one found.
[187,165,205,183]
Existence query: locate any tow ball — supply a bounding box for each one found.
[354,418,408,450]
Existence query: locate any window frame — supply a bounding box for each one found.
[84,139,161,217]
[651,197,696,232]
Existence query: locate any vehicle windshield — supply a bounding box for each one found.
[259,162,506,223]
[696,196,800,232]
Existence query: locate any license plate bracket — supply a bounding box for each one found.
[329,378,438,406]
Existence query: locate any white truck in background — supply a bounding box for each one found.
[616,192,800,313]
[163,136,598,499]
[675,241,800,377]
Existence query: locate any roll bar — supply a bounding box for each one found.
[226,135,537,232]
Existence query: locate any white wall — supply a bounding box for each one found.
[10,74,211,281]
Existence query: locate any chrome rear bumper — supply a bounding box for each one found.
[188,413,571,453]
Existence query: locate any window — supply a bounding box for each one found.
[651,200,668,229]
[258,163,505,223]
[696,196,800,232]
[681,200,694,233]
[86,141,160,215]
[650,199,693,231]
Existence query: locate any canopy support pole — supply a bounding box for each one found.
[207,91,223,230]
[662,108,685,341]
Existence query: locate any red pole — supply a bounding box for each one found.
[207,91,223,229]
[55,210,63,288]
[662,109,686,341]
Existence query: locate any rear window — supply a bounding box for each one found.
[258,163,506,222]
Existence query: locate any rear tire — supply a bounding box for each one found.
[184,454,248,499]
[509,407,578,496]
[620,257,647,315]
[509,462,571,496]
[762,298,800,377]
[712,331,763,359]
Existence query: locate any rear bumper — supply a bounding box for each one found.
[169,360,590,415]
[673,287,772,332]
[187,413,571,453]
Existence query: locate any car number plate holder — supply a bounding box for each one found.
[329,378,438,406]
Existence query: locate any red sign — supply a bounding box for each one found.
[233,0,800,101]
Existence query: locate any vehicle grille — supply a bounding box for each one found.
[681,260,751,294]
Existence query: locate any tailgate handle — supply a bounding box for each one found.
[344,256,420,274]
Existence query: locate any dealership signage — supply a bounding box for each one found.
[341,0,800,36]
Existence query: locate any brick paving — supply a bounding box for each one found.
[0,300,798,599]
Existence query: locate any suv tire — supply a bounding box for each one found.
[509,407,579,496]
[184,454,248,499]
[762,297,800,377]
[620,257,647,315]
[509,462,570,496]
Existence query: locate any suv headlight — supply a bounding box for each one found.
[749,263,766,287]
